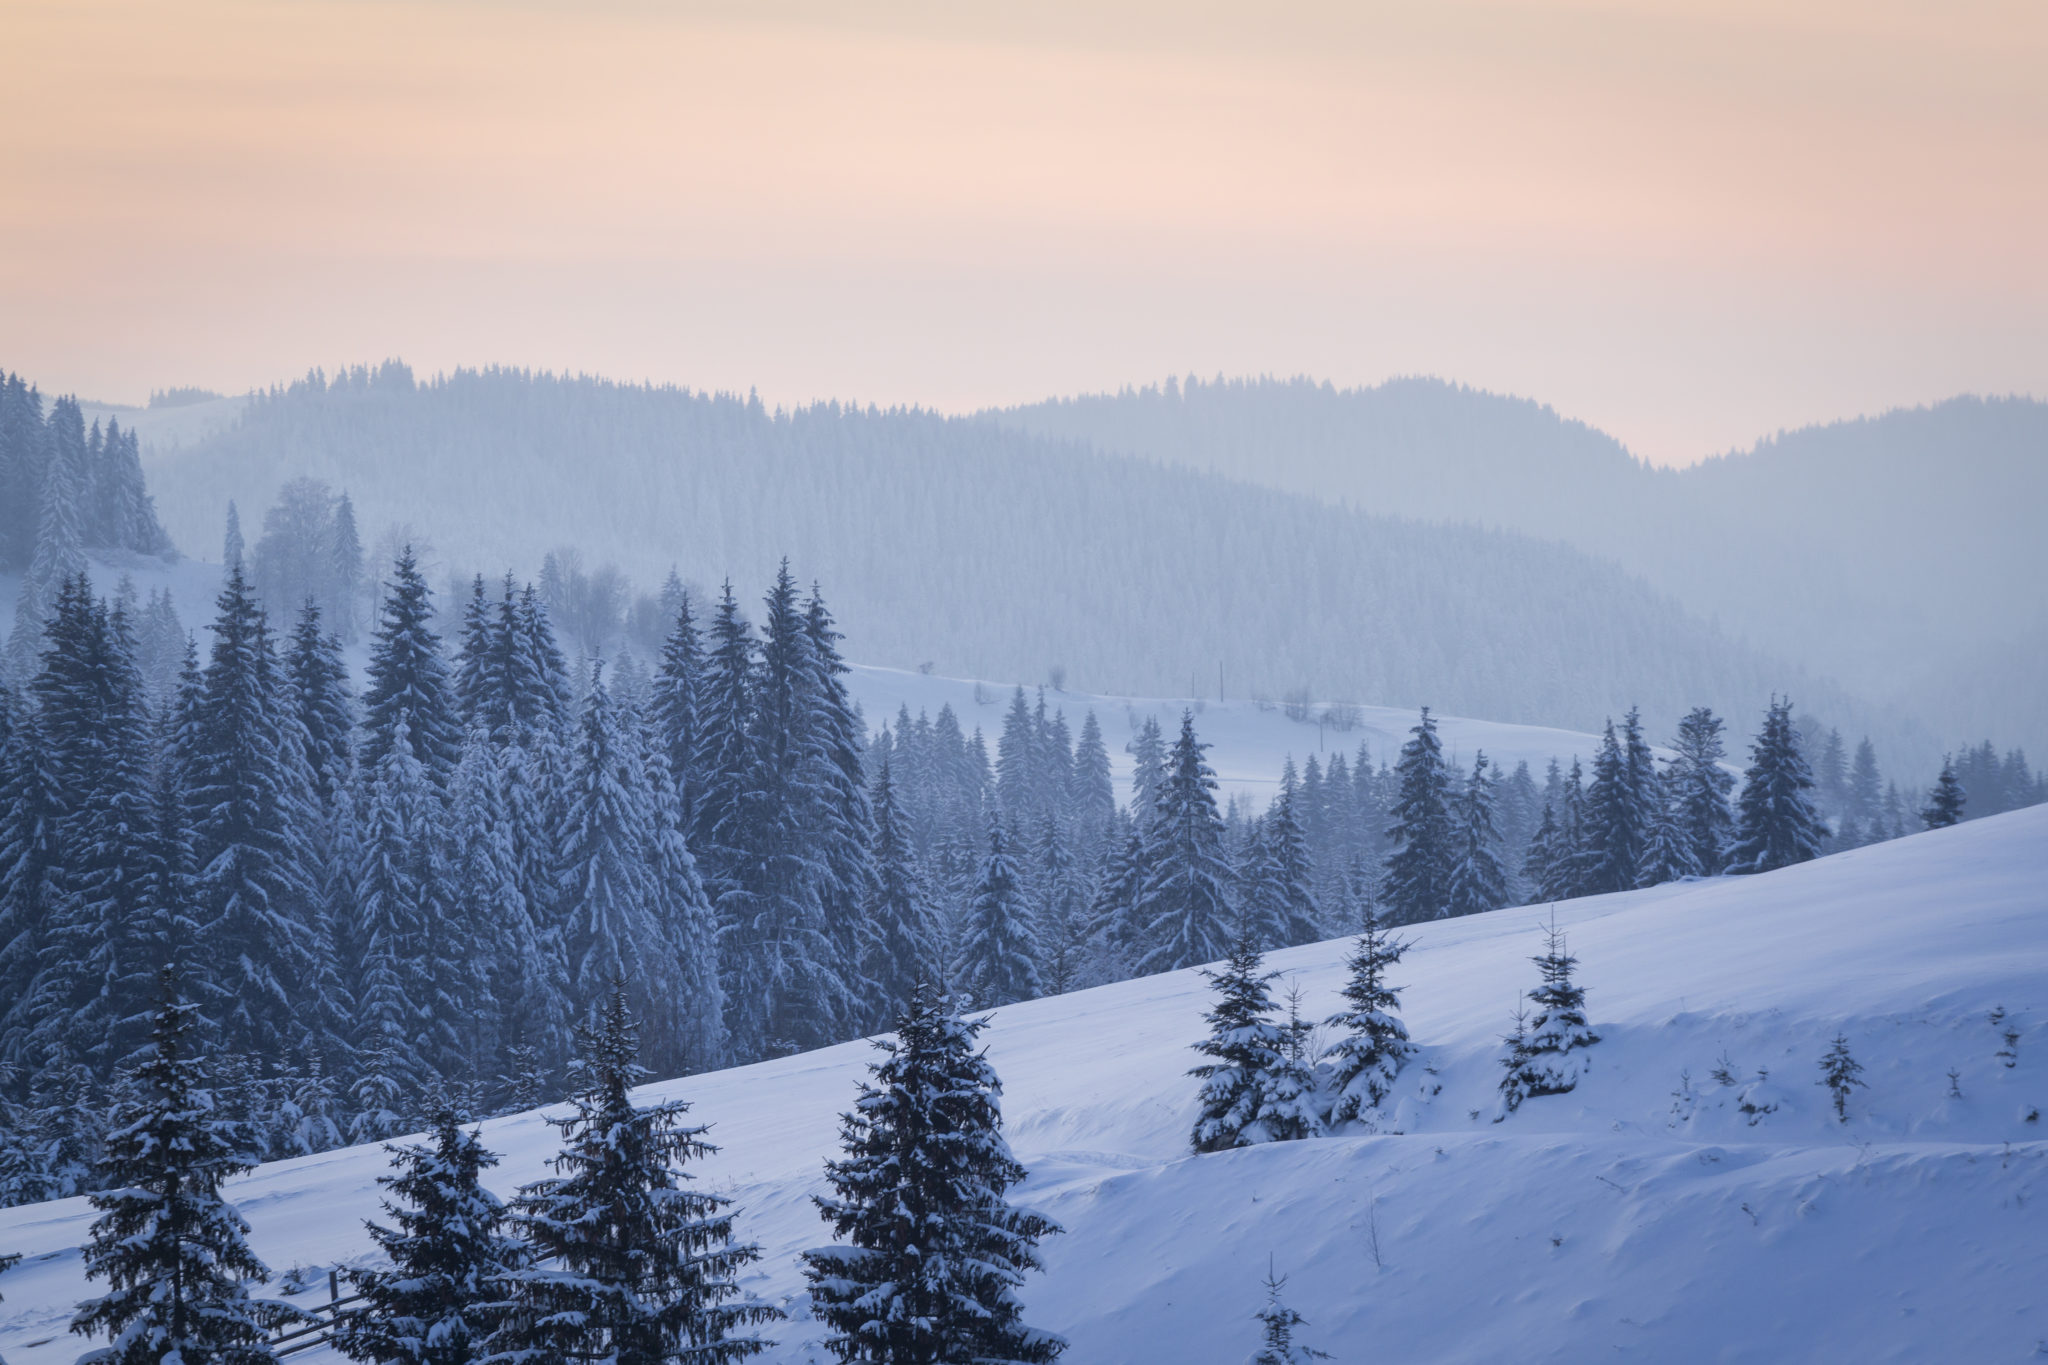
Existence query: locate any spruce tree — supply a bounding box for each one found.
[284,600,354,813]
[70,977,290,1365]
[1725,697,1827,875]
[1189,932,1312,1152]
[1444,753,1508,918]
[1382,709,1453,923]
[362,547,462,785]
[1816,1034,1866,1123]
[1134,712,1236,974]
[1636,768,1701,886]
[863,760,941,1018]
[494,986,779,1365]
[335,1110,524,1365]
[1321,906,1416,1126]
[1242,774,1320,949]
[956,809,1041,1010]
[651,590,703,827]
[1497,917,1598,1115]
[802,986,1065,1365]
[1921,757,1966,829]
[1248,1267,1331,1365]
[1668,707,1736,875]
[182,563,319,1059]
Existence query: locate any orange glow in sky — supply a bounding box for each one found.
[2,0,2043,462]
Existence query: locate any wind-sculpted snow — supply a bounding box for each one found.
[5,809,2045,1362]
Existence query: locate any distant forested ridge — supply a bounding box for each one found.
[132,363,1855,746]
[992,376,2048,759]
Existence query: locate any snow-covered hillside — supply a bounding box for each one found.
[5,808,2044,1363]
[842,664,1639,808]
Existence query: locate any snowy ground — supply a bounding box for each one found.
[5,806,2044,1363]
[841,664,1638,808]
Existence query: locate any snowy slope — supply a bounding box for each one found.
[6,808,2045,1363]
[841,664,1639,808]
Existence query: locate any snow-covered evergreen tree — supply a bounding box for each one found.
[1189,932,1313,1152]
[335,1109,523,1365]
[1581,712,1653,895]
[1636,768,1701,886]
[1497,917,1599,1116]
[1668,706,1736,875]
[1816,1033,1866,1122]
[1382,709,1453,923]
[1725,697,1827,875]
[181,563,319,1059]
[802,986,1065,1365]
[1321,907,1416,1127]
[1444,753,1508,919]
[956,808,1041,1010]
[1134,712,1236,974]
[1247,1267,1331,1365]
[494,986,779,1365]
[1921,757,1966,829]
[70,978,290,1365]
[1241,770,1319,949]
[362,547,462,786]
[863,759,942,1025]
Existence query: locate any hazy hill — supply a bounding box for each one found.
[991,377,2047,755]
[122,364,1868,753]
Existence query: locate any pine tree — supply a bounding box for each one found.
[1125,716,1166,827]
[651,590,703,827]
[494,986,779,1365]
[284,600,354,813]
[802,986,1065,1365]
[956,809,1041,1010]
[335,1109,524,1365]
[1725,697,1827,875]
[1921,757,1966,829]
[1497,917,1599,1115]
[1636,768,1701,886]
[1321,907,1416,1126]
[799,587,879,1033]
[351,730,443,1117]
[1382,709,1453,923]
[1189,932,1311,1152]
[1241,773,1320,949]
[70,977,290,1365]
[862,760,941,1019]
[1816,1034,1866,1123]
[1581,713,1652,895]
[1847,738,1883,831]
[182,563,319,1059]
[1069,710,1116,861]
[362,548,462,785]
[329,492,364,643]
[1247,1267,1331,1365]
[1668,707,1736,875]
[1134,712,1236,974]
[1444,753,1508,918]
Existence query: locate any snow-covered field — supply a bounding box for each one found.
[5,806,2043,1363]
[841,663,1633,807]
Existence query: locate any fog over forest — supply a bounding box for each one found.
[67,360,2043,778]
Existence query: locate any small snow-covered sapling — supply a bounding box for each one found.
[1818,1034,1867,1122]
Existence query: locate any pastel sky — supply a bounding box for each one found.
[2,0,2042,463]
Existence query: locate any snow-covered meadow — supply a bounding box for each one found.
[5,806,2043,1363]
